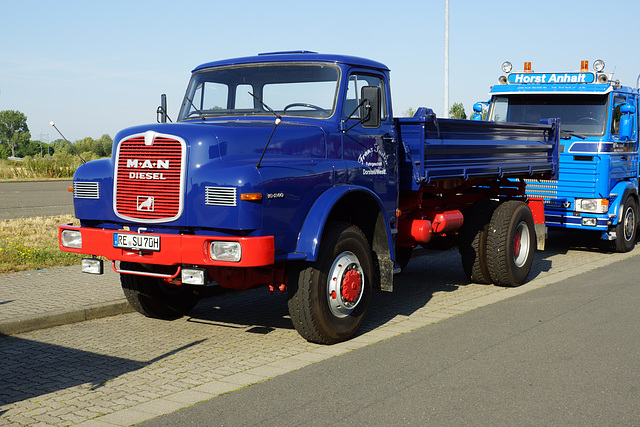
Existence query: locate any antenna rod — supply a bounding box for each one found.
[50,121,86,164]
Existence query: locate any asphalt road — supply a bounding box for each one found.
[141,254,640,426]
[0,180,74,219]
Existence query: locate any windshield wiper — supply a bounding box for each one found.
[184,96,206,120]
[560,129,587,140]
[248,92,282,169]
[248,92,282,121]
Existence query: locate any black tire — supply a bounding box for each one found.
[613,196,637,253]
[395,246,413,271]
[486,201,536,287]
[459,200,499,284]
[287,222,373,344]
[120,262,200,319]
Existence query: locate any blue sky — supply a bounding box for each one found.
[2,0,639,142]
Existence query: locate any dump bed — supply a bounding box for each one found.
[396,107,559,190]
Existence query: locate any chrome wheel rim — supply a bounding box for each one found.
[327,251,364,318]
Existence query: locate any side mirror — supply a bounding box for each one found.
[619,103,636,141]
[471,102,485,121]
[157,94,168,123]
[361,86,381,128]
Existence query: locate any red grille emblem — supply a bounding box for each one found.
[114,131,185,222]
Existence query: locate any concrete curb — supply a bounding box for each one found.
[0,299,135,336]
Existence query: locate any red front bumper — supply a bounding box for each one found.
[58,224,275,267]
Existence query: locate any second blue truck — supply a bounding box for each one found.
[478,59,639,252]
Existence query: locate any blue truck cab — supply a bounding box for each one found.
[479,60,639,252]
[60,52,559,343]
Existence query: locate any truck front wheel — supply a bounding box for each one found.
[287,222,373,344]
[613,196,637,253]
[120,262,200,319]
[486,201,535,287]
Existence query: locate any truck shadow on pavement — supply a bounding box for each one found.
[185,248,482,340]
[184,229,623,342]
[0,336,204,408]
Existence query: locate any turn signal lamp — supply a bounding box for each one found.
[593,59,605,72]
[524,62,532,73]
[581,60,589,72]
[241,193,263,201]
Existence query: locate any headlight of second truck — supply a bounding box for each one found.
[574,198,609,214]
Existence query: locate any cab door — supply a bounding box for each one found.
[341,71,398,222]
[609,94,638,184]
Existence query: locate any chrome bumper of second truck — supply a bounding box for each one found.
[544,209,617,240]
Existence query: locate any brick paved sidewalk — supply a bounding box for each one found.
[0,265,132,336]
[0,244,638,426]
[1,236,638,337]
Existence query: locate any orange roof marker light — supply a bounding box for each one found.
[524,62,532,73]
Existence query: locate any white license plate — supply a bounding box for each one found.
[113,233,160,251]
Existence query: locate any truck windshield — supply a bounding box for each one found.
[489,94,609,136]
[178,63,340,121]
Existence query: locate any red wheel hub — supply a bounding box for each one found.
[513,232,521,257]
[341,268,362,302]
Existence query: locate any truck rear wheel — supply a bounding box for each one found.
[120,262,200,319]
[459,200,499,284]
[613,196,637,253]
[486,201,535,287]
[395,246,413,271]
[287,222,373,344]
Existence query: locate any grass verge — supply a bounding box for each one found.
[0,214,83,273]
[0,156,83,180]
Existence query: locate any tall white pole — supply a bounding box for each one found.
[444,0,449,118]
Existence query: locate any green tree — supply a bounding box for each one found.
[18,139,42,157]
[448,103,467,120]
[97,134,113,157]
[403,107,417,117]
[0,110,31,158]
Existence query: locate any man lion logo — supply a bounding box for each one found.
[137,196,155,211]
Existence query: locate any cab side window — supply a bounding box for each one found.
[344,74,386,121]
[611,95,637,152]
[611,96,625,136]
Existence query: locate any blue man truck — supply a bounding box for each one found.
[59,52,559,344]
[478,60,639,252]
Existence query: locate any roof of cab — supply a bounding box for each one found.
[192,51,390,73]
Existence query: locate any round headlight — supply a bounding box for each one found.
[501,61,513,74]
[498,76,508,84]
[593,59,605,72]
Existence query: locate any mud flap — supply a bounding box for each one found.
[378,256,394,292]
[535,223,546,251]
